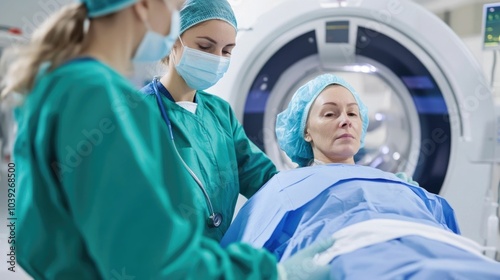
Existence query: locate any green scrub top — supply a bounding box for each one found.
[141,80,278,240]
[13,59,278,279]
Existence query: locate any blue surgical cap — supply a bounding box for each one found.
[81,0,137,18]
[180,0,237,34]
[276,74,369,167]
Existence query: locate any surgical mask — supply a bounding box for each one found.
[133,10,180,62]
[174,39,230,90]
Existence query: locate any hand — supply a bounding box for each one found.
[395,172,419,186]
[277,237,335,280]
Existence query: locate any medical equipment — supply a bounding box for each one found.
[211,0,500,252]
[482,2,500,50]
[151,78,223,228]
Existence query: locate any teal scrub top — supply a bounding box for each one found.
[141,80,278,240]
[13,59,278,279]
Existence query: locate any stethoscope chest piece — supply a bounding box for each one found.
[208,212,223,228]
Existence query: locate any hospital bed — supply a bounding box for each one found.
[222,164,500,279]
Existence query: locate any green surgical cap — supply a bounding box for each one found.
[81,0,137,18]
[180,0,237,34]
[276,74,369,167]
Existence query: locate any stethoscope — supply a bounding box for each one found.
[150,78,223,228]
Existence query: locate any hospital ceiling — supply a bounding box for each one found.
[413,0,496,13]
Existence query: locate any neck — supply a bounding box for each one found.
[81,12,141,75]
[315,156,355,165]
[160,63,196,102]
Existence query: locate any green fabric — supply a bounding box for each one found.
[180,0,238,34]
[13,59,277,279]
[80,0,137,18]
[143,90,278,241]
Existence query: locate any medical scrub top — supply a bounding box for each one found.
[141,80,278,240]
[13,59,278,279]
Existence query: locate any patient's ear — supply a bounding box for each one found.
[304,130,312,142]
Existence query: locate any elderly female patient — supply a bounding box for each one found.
[221,74,500,279]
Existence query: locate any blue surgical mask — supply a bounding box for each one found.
[133,10,180,62]
[174,40,230,90]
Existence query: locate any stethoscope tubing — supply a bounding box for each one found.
[151,78,221,227]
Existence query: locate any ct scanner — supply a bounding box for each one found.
[211,0,500,256]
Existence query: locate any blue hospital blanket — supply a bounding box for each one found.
[221,164,500,279]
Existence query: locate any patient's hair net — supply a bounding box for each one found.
[275,74,369,167]
[180,0,237,35]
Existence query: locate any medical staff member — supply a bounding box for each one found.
[1,0,332,279]
[141,0,278,240]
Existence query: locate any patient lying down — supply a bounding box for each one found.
[221,74,500,279]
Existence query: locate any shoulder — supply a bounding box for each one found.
[52,59,117,84]
[30,60,156,120]
[34,60,126,101]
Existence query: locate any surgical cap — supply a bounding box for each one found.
[180,0,237,34]
[81,0,137,18]
[276,74,369,167]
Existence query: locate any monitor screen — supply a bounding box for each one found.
[483,3,500,50]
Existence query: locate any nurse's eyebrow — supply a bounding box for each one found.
[196,36,236,47]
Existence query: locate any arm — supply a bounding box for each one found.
[27,79,279,279]
[404,180,461,234]
[230,108,278,198]
[433,196,461,234]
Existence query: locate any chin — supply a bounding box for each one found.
[340,146,358,157]
[329,150,356,162]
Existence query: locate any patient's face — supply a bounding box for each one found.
[305,85,362,164]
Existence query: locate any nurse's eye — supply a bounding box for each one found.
[348,112,358,117]
[324,112,336,117]
[198,45,211,51]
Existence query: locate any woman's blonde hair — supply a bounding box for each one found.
[1,3,88,98]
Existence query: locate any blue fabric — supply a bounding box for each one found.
[330,236,500,279]
[221,164,500,278]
